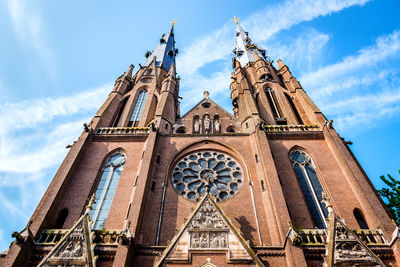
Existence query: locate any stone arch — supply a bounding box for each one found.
[226,125,236,133]
[165,139,252,190]
[176,126,186,134]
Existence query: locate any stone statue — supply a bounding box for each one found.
[204,115,210,134]
[214,119,220,133]
[194,118,200,133]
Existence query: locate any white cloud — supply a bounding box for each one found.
[263,28,330,73]
[301,30,400,97]
[245,0,370,41]
[0,83,110,176]
[6,0,56,77]
[296,30,400,131]
[177,0,369,114]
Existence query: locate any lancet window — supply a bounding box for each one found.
[284,93,303,125]
[264,87,281,119]
[290,149,328,229]
[128,90,148,127]
[90,151,126,230]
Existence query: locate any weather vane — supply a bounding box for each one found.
[170,18,178,28]
[231,16,240,25]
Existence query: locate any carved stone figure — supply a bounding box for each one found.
[194,118,200,133]
[200,233,208,248]
[204,115,210,133]
[214,119,220,133]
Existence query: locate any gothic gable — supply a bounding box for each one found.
[37,214,95,267]
[173,92,241,134]
[326,214,386,266]
[155,193,264,266]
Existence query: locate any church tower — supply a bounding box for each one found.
[2,21,400,267]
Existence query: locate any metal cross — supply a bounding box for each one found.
[170,18,178,28]
[232,16,240,25]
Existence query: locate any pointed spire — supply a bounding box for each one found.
[167,63,176,79]
[233,21,268,67]
[124,64,134,78]
[144,25,177,72]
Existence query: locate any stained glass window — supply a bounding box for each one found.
[90,152,126,229]
[128,90,148,127]
[171,151,243,202]
[290,150,328,229]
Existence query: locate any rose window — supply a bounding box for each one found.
[171,151,244,202]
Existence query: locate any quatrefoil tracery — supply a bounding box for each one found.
[171,151,243,202]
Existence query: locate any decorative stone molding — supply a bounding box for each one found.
[325,214,386,267]
[95,127,150,135]
[37,214,95,267]
[155,193,264,266]
[263,124,320,132]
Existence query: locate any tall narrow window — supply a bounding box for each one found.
[128,90,148,127]
[90,152,126,230]
[290,150,328,229]
[284,93,303,125]
[354,209,369,229]
[265,87,281,119]
[113,96,129,127]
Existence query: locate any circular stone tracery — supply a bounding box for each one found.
[171,151,244,202]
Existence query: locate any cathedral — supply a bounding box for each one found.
[1,20,400,267]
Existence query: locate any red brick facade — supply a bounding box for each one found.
[1,25,399,267]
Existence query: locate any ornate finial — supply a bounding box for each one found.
[231,16,240,25]
[322,192,333,215]
[85,193,96,215]
[170,18,178,28]
[203,91,210,99]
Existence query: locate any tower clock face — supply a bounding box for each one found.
[171,151,244,202]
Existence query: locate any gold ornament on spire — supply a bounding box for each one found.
[170,18,178,28]
[231,16,240,25]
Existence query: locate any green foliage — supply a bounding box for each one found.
[378,170,400,225]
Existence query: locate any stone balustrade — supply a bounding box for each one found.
[36,229,123,246]
[297,228,387,247]
[95,127,150,135]
[263,124,320,132]
[354,229,387,246]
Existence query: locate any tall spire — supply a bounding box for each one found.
[144,24,177,72]
[233,20,267,67]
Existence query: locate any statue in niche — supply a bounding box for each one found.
[194,118,200,133]
[200,233,208,248]
[214,118,220,133]
[204,115,210,134]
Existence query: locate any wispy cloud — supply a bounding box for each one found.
[302,30,400,97]
[0,84,110,175]
[6,0,56,77]
[177,0,370,112]
[297,30,400,131]
[245,0,370,41]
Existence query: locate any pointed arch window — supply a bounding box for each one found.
[90,152,126,230]
[290,150,328,229]
[284,93,303,125]
[264,87,281,119]
[128,90,148,127]
[354,209,369,229]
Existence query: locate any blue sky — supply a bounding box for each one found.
[0,0,399,252]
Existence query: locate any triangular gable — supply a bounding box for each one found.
[326,214,386,266]
[37,213,95,267]
[155,193,264,266]
[180,96,238,122]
